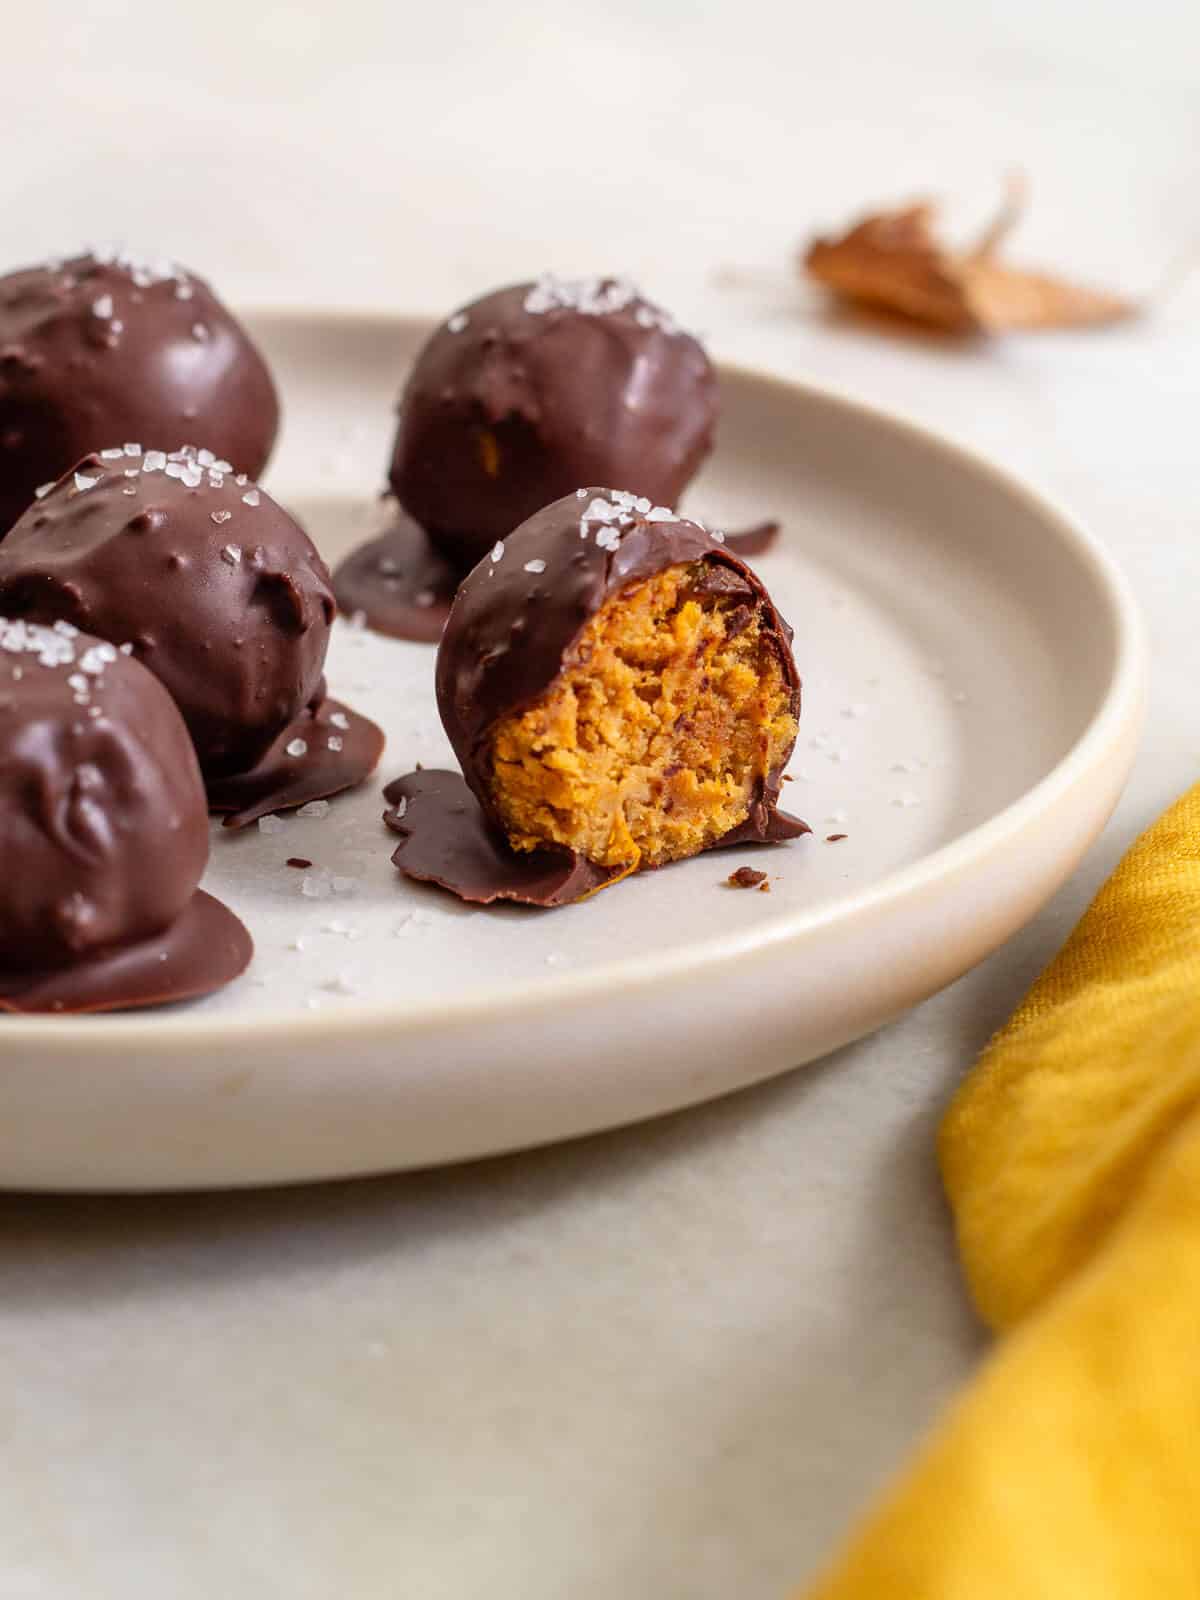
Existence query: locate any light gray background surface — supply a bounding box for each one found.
[1,2,1196,1593]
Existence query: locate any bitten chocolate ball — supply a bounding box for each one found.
[0,447,334,778]
[388,277,717,571]
[384,489,806,906]
[0,248,279,535]
[0,618,251,1012]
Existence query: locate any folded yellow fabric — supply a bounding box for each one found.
[803,783,1200,1597]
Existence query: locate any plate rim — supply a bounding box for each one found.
[0,308,1147,1047]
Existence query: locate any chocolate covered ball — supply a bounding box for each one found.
[0,248,279,535]
[388,277,717,570]
[0,618,208,968]
[385,489,805,907]
[0,446,335,778]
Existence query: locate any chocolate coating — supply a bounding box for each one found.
[389,278,717,570]
[0,249,279,536]
[331,509,457,643]
[0,617,252,1009]
[0,891,253,1016]
[436,489,803,844]
[208,696,385,829]
[0,447,336,779]
[383,769,625,907]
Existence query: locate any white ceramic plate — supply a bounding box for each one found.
[0,312,1144,1190]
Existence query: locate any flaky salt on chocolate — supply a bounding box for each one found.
[384,489,808,907]
[804,178,1136,335]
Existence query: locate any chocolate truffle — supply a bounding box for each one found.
[385,489,806,906]
[0,446,334,778]
[0,248,279,536]
[0,617,251,1013]
[388,277,717,571]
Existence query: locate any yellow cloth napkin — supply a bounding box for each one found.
[803,784,1200,1597]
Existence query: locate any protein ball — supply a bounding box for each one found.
[0,446,335,779]
[0,248,279,535]
[384,489,806,906]
[388,277,717,571]
[0,618,251,1011]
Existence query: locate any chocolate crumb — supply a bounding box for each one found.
[758,880,771,892]
[286,856,313,869]
[826,833,848,842]
[727,866,768,889]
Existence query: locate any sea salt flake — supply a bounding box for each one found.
[100,447,124,460]
[34,482,54,499]
[447,311,469,332]
[490,540,505,562]
[241,489,261,507]
[257,814,287,835]
[91,295,113,318]
[191,322,210,342]
[79,643,116,674]
[390,796,408,820]
[73,471,99,492]
[142,450,167,472]
[329,711,350,730]
[524,558,547,574]
[286,738,308,758]
[297,799,330,819]
[123,442,142,456]
[327,735,344,752]
[211,509,232,525]
[220,543,242,566]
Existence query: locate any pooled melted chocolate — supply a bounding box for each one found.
[383,770,625,907]
[0,891,252,1015]
[209,697,385,829]
[331,510,457,644]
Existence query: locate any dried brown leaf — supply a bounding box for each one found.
[803,182,1137,335]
